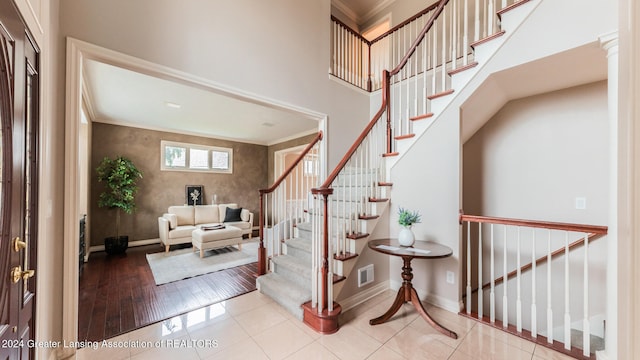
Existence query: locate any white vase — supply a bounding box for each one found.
[398,226,415,247]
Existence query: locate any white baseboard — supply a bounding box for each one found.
[596,350,610,360]
[339,280,391,312]
[88,238,161,254]
[390,280,461,314]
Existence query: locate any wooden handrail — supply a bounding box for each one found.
[370,1,441,44]
[318,1,448,191]
[258,130,323,275]
[259,131,323,195]
[459,214,608,234]
[330,15,371,45]
[313,72,389,192]
[389,0,448,76]
[331,1,441,46]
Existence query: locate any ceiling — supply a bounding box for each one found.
[82,59,319,146]
[332,0,395,26]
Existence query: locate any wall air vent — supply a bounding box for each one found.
[358,264,374,287]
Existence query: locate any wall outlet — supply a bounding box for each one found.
[575,197,587,210]
[446,271,455,284]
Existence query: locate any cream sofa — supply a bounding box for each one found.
[158,204,253,252]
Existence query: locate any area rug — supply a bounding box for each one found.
[146,241,259,285]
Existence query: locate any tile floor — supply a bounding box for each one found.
[77,289,575,360]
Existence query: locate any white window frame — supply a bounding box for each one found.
[161,140,233,174]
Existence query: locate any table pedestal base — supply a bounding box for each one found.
[369,257,458,339]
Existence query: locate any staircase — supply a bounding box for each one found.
[256,0,611,358]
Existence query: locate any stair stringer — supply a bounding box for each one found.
[332,199,390,298]
[384,0,542,175]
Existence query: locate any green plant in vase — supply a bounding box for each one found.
[96,156,143,255]
[397,207,421,246]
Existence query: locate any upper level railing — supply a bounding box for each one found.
[257,131,323,275]
[331,0,525,92]
[460,213,608,359]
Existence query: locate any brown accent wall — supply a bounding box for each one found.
[90,123,268,246]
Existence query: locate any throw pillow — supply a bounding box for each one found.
[224,207,243,222]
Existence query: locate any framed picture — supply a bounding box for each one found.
[186,185,204,206]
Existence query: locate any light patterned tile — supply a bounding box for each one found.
[533,344,577,360]
[76,333,130,360]
[187,317,249,358]
[347,304,416,343]
[234,302,288,336]
[284,341,340,360]
[317,324,382,360]
[384,326,455,360]
[252,319,315,360]
[220,289,273,316]
[130,335,201,360]
[469,322,536,353]
[455,327,533,360]
[203,337,269,360]
[366,345,407,360]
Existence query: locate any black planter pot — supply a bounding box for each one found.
[104,235,129,255]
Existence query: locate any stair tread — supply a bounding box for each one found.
[257,273,312,320]
[286,237,312,253]
[272,254,311,272]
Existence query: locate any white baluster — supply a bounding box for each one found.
[516,226,522,332]
[503,225,508,328]
[564,231,571,350]
[490,223,495,323]
[422,15,428,114]
[488,0,494,35]
[440,5,447,92]
[478,223,483,319]
[452,0,458,71]
[474,0,480,42]
[432,18,438,94]
[463,0,469,65]
[531,229,537,338]
[583,233,590,356]
[466,221,472,314]
[547,229,553,344]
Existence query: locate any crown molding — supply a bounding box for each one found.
[360,0,396,25]
[331,0,358,24]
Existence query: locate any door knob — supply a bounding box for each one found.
[13,237,26,252]
[10,266,35,284]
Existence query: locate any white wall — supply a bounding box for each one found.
[58,0,370,169]
[462,81,609,336]
[463,81,609,224]
[388,109,462,311]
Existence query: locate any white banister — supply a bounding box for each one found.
[490,223,495,323]
[503,225,508,328]
[478,222,483,319]
[564,231,571,350]
[516,226,522,332]
[583,233,590,356]
[547,229,553,344]
[531,229,537,338]
[466,221,472,314]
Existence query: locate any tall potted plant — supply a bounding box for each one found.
[96,156,143,255]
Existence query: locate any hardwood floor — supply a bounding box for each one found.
[78,243,258,341]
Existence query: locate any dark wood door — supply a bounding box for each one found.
[0,0,40,358]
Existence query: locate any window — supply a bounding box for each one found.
[161,140,233,173]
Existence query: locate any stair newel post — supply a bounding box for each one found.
[258,190,267,275]
[383,70,392,154]
[320,189,332,312]
[304,187,342,334]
